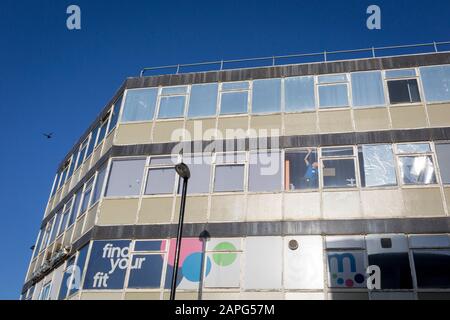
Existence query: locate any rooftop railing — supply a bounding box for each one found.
[139,40,450,77]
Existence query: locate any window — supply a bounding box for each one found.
[92,165,107,204]
[386,69,421,104]
[57,159,71,189]
[366,235,413,290]
[420,65,450,102]
[66,156,75,181]
[32,230,43,259]
[47,215,59,245]
[74,138,89,171]
[351,71,386,108]
[248,151,282,192]
[127,241,166,289]
[181,155,211,194]
[40,221,52,251]
[158,86,188,119]
[121,88,158,122]
[69,245,89,296]
[326,236,367,289]
[80,178,94,214]
[321,147,357,189]
[39,282,52,300]
[252,78,281,114]
[188,83,218,118]
[50,173,59,197]
[220,82,249,115]
[144,157,176,195]
[69,190,82,227]
[94,113,110,148]
[359,144,397,187]
[213,153,246,192]
[84,240,131,290]
[318,74,349,109]
[84,133,95,160]
[108,96,122,132]
[59,201,72,236]
[284,149,319,190]
[413,250,450,288]
[435,143,450,184]
[284,76,315,112]
[396,143,437,185]
[105,158,146,197]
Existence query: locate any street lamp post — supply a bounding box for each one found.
[170,162,191,301]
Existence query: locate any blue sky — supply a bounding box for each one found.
[0,0,449,299]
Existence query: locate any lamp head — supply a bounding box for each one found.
[175,162,190,179]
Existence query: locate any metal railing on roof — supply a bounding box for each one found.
[139,40,450,77]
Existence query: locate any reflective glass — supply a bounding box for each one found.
[284,76,315,112]
[420,65,450,102]
[351,71,386,107]
[359,145,397,187]
[252,78,281,114]
[188,83,218,118]
[399,156,437,185]
[122,89,158,122]
[158,96,186,119]
[220,91,248,114]
[319,84,349,108]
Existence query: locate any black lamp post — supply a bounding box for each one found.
[170,162,190,301]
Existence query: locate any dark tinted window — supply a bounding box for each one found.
[413,250,450,289]
[368,252,413,289]
[388,79,421,104]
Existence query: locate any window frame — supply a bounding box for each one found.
[316,74,351,110]
[320,145,359,190]
[283,148,320,192]
[383,68,423,106]
[156,85,189,120]
[212,152,247,193]
[142,155,179,196]
[219,81,251,116]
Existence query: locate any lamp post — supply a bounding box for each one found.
[170,162,191,301]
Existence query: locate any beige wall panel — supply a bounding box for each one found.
[124,292,161,300]
[361,189,404,218]
[83,204,98,233]
[444,187,450,214]
[138,197,173,224]
[217,116,248,139]
[97,198,139,225]
[174,196,209,223]
[402,188,445,217]
[163,292,198,300]
[322,191,362,219]
[284,112,317,135]
[203,292,241,300]
[153,121,185,143]
[318,110,353,133]
[285,292,325,300]
[115,122,152,145]
[284,192,321,220]
[80,292,123,300]
[250,114,282,136]
[240,292,284,300]
[354,108,390,131]
[246,194,282,221]
[210,195,246,222]
[427,103,450,127]
[102,131,114,156]
[185,119,216,141]
[390,105,427,129]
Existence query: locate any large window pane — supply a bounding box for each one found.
[248,152,282,192]
[359,145,397,187]
[105,159,146,197]
[108,96,122,133]
[285,149,319,190]
[220,92,248,115]
[252,78,281,114]
[387,79,421,104]
[144,168,175,195]
[399,156,437,185]
[351,72,386,107]
[158,96,186,119]
[436,143,450,184]
[420,65,450,102]
[80,180,93,214]
[92,166,106,204]
[323,159,356,188]
[284,76,315,112]
[413,250,450,289]
[121,89,157,122]
[214,164,245,192]
[181,157,211,194]
[319,84,349,108]
[188,83,218,118]
[127,254,164,289]
[69,191,82,226]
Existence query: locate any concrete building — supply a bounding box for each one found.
[22,48,450,300]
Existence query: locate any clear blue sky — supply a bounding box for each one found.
[0,0,449,299]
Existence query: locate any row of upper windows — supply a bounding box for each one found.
[48,65,450,201]
[27,234,450,299]
[37,141,450,259]
[50,97,122,198]
[119,65,450,122]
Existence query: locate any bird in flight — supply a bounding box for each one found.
[43,132,53,139]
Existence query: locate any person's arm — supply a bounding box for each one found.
[304,148,312,166]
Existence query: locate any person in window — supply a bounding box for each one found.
[304,148,319,188]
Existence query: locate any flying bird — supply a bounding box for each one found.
[43,132,54,139]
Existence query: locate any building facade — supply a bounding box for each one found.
[22,51,450,300]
